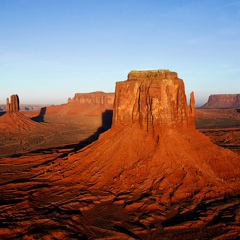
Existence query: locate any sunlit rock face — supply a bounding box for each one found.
[113,70,195,131]
[65,92,115,117]
[201,94,240,109]
[0,71,240,240]
[68,91,115,106]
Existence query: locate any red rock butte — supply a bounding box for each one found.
[0,70,240,239]
[62,70,239,195]
[201,94,240,109]
[113,70,195,130]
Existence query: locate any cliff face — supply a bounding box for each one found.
[113,70,195,130]
[42,92,115,117]
[68,91,115,106]
[65,70,239,191]
[6,94,19,113]
[0,71,240,239]
[201,94,240,109]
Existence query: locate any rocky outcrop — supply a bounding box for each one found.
[68,91,114,105]
[113,70,195,130]
[6,94,19,113]
[64,70,240,193]
[0,70,240,239]
[201,94,240,109]
[60,91,115,117]
[0,95,40,132]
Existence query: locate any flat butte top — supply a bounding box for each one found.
[127,69,179,81]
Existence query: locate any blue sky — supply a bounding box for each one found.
[0,0,239,106]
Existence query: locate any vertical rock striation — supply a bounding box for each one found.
[65,69,240,193]
[65,92,115,116]
[113,70,195,131]
[65,69,240,194]
[0,70,239,239]
[6,94,20,113]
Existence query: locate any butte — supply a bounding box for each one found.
[38,70,240,238]
[0,94,40,132]
[59,70,240,194]
[0,70,240,239]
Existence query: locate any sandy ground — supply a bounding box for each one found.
[0,108,239,239]
[0,108,239,158]
[0,112,109,158]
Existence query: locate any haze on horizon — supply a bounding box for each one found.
[0,0,239,107]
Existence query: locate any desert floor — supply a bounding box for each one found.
[0,108,239,239]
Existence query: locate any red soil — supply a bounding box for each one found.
[0,71,239,239]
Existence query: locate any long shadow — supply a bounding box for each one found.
[0,111,6,117]
[72,109,113,151]
[9,110,113,158]
[31,107,46,122]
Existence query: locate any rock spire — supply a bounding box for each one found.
[6,94,20,113]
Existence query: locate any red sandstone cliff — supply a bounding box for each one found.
[63,70,239,190]
[69,91,114,105]
[113,70,195,130]
[43,92,114,116]
[0,71,240,239]
[201,94,240,109]
[47,70,240,237]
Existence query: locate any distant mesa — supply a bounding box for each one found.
[45,91,115,116]
[201,94,240,109]
[68,91,115,105]
[40,91,114,118]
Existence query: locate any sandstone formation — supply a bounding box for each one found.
[0,95,40,133]
[201,94,240,109]
[65,70,239,189]
[0,93,114,158]
[0,71,240,239]
[68,91,114,105]
[6,94,19,113]
[42,92,115,118]
[113,70,195,130]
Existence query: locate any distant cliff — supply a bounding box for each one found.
[68,91,114,105]
[201,94,240,109]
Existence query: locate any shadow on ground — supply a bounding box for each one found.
[31,107,46,122]
[0,111,6,117]
[9,110,113,158]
